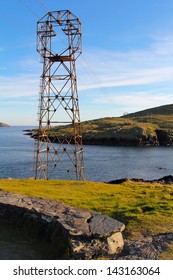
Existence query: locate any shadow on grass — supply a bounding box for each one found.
[111,211,140,238]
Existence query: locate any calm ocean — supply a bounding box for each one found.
[0,126,173,182]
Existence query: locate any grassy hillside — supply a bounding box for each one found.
[30,104,173,146]
[125,103,173,117]
[50,111,173,146]
[80,117,158,140]
[124,104,173,130]
[40,116,159,145]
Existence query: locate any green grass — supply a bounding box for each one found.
[132,114,173,130]
[126,104,173,117]
[31,104,173,145]
[0,178,173,240]
[160,244,173,260]
[47,114,173,143]
[52,117,158,137]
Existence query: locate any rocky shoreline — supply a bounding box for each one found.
[24,128,173,147]
[108,175,173,185]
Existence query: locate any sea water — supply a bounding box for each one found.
[0,126,173,182]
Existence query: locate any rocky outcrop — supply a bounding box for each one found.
[25,121,173,147]
[156,129,173,146]
[108,175,173,185]
[27,129,173,146]
[0,191,125,259]
[114,233,173,260]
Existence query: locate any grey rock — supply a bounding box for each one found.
[41,213,54,223]
[89,214,125,237]
[114,233,173,260]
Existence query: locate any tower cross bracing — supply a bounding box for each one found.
[35,10,85,180]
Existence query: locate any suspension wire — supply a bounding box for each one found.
[16,1,115,113]
[0,1,41,34]
[80,54,103,87]
[7,0,109,97]
[34,0,49,14]
[78,59,98,91]
[17,1,106,97]
[78,55,102,91]
[18,0,39,18]
[79,54,111,93]
[78,54,116,111]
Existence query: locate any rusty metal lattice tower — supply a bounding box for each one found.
[35,10,85,180]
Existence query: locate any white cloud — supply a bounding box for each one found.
[78,66,173,91]
[16,57,41,69]
[1,35,173,124]
[93,91,173,107]
[78,36,173,91]
[0,74,39,98]
[2,36,173,99]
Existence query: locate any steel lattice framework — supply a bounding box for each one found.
[35,10,85,180]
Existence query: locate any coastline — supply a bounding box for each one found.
[25,128,173,147]
[0,123,10,128]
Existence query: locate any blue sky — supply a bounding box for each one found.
[0,0,173,125]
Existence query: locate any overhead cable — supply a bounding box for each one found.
[18,0,39,18]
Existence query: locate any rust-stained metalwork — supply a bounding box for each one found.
[35,10,85,180]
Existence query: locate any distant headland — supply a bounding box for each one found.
[0,122,10,127]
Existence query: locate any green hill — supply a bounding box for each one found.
[125,103,173,117]
[31,104,173,146]
[54,104,173,146]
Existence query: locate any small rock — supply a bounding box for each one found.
[107,232,124,254]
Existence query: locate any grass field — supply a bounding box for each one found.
[0,178,173,239]
[0,178,173,259]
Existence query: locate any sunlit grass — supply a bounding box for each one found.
[0,179,173,238]
[31,110,173,144]
[160,244,173,260]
